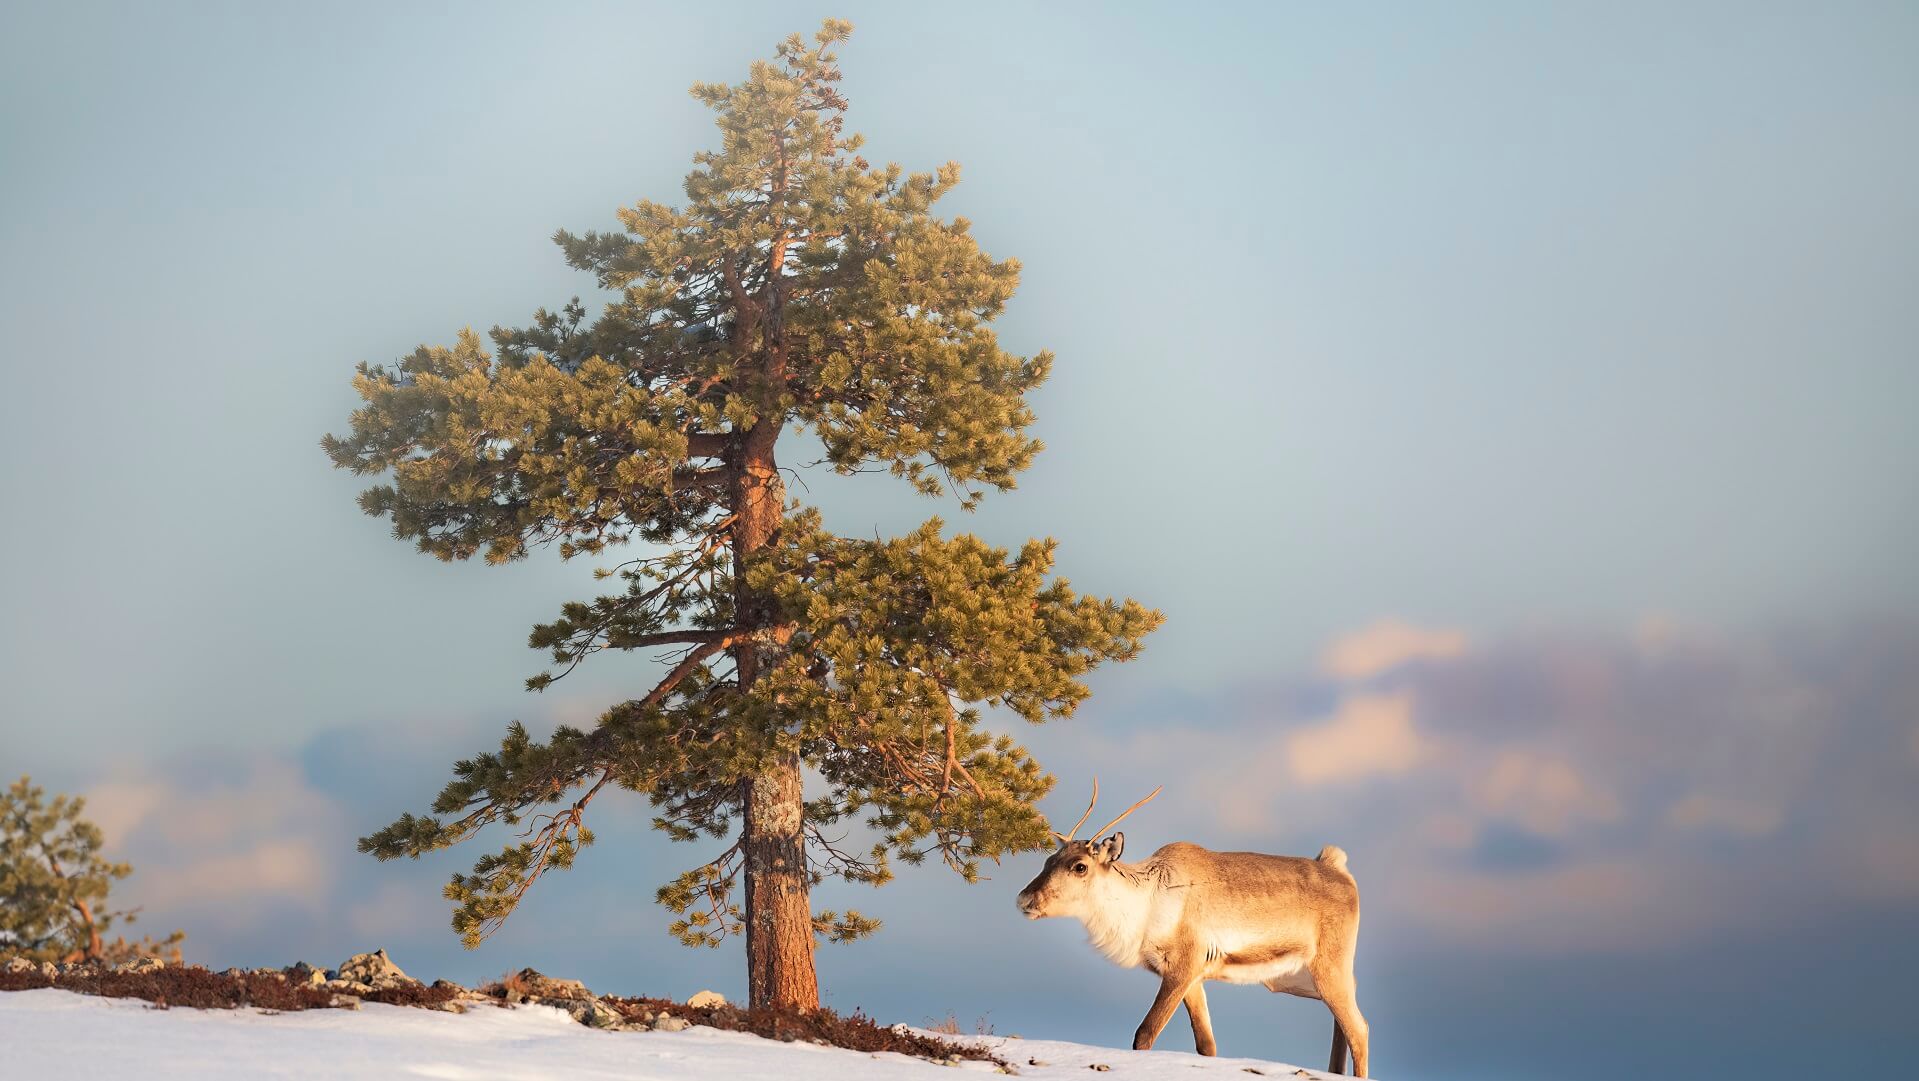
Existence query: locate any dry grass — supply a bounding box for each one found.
[927,1010,995,1036]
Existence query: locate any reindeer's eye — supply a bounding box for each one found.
[1073,862,1088,875]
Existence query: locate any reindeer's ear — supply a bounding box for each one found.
[1097,832,1125,863]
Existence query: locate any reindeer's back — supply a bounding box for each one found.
[1145,841,1359,927]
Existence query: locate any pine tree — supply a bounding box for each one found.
[1,776,185,965]
[324,20,1159,1009]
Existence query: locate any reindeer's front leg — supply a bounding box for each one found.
[1134,961,1201,1051]
[1183,981,1218,1056]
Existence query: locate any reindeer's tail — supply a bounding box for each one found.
[1317,844,1350,872]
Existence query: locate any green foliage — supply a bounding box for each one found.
[752,509,1162,885]
[1,776,185,964]
[329,20,1160,955]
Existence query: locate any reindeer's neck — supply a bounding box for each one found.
[1074,861,1161,969]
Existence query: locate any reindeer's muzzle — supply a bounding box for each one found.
[1016,890,1045,919]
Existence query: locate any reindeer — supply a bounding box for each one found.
[1016,781,1370,1076]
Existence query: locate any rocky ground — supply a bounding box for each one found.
[0,951,1000,1066]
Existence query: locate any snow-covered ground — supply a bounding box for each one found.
[0,988,1346,1080]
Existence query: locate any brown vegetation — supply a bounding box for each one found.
[0,964,999,1066]
[0,965,332,1011]
[594,995,1001,1064]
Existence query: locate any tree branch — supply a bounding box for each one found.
[685,432,730,458]
[673,466,734,490]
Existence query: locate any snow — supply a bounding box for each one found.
[0,988,1349,1080]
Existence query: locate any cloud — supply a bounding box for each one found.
[1285,692,1424,783]
[1471,750,1620,836]
[41,614,1919,989]
[86,757,349,926]
[1664,793,1784,837]
[1394,858,1678,953]
[1078,615,1919,955]
[1318,619,1469,680]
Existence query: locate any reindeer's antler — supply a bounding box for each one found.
[1091,785,1163,840]
[1051,777,1101,843]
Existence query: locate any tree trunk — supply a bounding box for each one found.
[743,750,816,1008]
[733,436,819,1010]
[74,898,102,960]
[46,852,103,961]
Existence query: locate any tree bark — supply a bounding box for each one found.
[733,432,819,1010]
[742,748,815,1008]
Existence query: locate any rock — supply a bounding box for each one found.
[286,963,328,988]
[480,979,528,1005]
[329,994,363,1010]
[584,998,624,1029]
[324,979,374,995]
[686,989,726,1009]
[651,1014,689,1032]
[513,967,589,1001]
[435,1001,468,1014]
[1090,1065,1112,1073]
[3,957,57,979]
[433,979,488,1002]
[336,949,414,989]
[114,957,165,974]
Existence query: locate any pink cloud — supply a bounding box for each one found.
[1471,749,1621,837]
[86,758,348,922]
[1318,619,1469,680]
[1068,616,1919,955]
[1285,692,1425,783]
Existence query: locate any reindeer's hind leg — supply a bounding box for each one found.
[1319,985,1367,1077]
[1328,1018,1349,1074]
[1308,933,1368,1078]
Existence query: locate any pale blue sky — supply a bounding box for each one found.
[3,4,1915,1079]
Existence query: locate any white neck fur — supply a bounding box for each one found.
[1067,861,1160,969]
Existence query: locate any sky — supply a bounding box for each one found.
[2,2,1915,1078]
